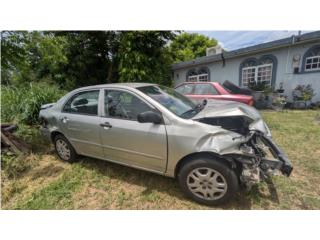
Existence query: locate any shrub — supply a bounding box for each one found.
[292,84,315,102]
[1,82,66,124]
[248,81,272,93]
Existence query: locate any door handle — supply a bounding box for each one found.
[59,116,69,123]
[100,122,112,129]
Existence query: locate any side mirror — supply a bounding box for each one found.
[137,111,162,124]
[202,99,207,106]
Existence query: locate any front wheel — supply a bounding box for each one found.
[178,157,239,205]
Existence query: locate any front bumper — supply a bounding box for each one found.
[260,135,293,177]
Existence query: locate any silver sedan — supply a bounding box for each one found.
[39,83,292,205]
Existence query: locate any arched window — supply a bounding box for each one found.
[239,55,277,88]
[186,67,210,82]
[302,45,320,72]
[186,69,198,82]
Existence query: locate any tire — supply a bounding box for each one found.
[178,157,239,206]
[54,134,77,163]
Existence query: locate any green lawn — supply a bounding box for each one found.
[1,110,320,209]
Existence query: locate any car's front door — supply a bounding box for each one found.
[59,89,104,159]
[99,88,167,173]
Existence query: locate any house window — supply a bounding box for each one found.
[241,64,272,87]
[186,67,210,82]
[239,55,277,87]
[187,75,198,82]
[186,69,198,82]
[302,45,320,72]
[198,74,209,82]
[257,64,273,85]
[242,67,256,87]
[305,56,320,71]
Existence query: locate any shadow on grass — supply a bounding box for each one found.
[75,156,280,210]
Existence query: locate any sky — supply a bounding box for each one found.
[193,31,311,50]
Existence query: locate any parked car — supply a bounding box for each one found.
[175,82,254,106]
[39,83,292,205]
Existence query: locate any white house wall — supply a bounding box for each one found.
[173,42,320,102]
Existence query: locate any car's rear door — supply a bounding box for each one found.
[58,89,104,159]
[99,88,167,173]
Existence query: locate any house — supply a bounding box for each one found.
[172,31,320,102]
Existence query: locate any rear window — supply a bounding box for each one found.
[63,90,99,115]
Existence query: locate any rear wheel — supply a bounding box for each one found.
[54,134,77,162]
[178,157,239,205]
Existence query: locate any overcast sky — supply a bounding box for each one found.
[193,31,311,50]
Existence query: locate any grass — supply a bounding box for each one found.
[1,110,320,209]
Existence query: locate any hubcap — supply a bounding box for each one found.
[56,139,71,160]
[187,167,227,200]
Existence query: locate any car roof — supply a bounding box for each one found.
[175,82,217,87]
[74,82,157,91]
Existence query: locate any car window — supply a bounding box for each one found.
[175,84,194,94]
[194,84,219,95]
[137,85,198,118]
[105,90,152,120]
[63,90,99,115]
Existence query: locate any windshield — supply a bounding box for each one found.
[137,85,200,119]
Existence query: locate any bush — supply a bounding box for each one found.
[292,84,315,102]
[1,82,66,124]
[248,81,272,93]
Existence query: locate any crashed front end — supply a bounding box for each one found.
[193,102,293,188]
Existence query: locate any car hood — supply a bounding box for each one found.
[193,100,260,119]
[192,100,271,136]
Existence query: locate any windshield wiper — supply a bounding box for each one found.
[180,101,206,118]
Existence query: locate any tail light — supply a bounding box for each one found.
[248,99,254,106]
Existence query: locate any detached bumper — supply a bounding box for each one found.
[260,135,293,177]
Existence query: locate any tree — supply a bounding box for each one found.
[118,31,176,85]
[2,31,193,89]
[1,31,28,84]
[54,31,119,89]
[168,32,218,63]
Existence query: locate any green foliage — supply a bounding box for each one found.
[14,165,85,209]
[2,31,218,90]
[118,31,176,85]
[1,152,32,178]
[248,81,272,92]
[168,32,218,63]
[1,82,66,124]
[53,31,119,88]
[293,84,315,102]
[1,31,28,84]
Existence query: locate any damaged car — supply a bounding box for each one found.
[39,83,293,205]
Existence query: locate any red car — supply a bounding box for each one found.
[175,82,254,106]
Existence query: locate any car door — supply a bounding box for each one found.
[99,88,167,173]
[59,89,104,159]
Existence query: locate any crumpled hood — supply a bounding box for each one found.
[192,100,261,120]
[192,99,271,136]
